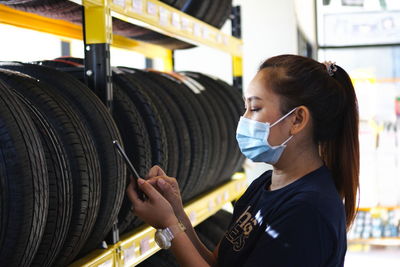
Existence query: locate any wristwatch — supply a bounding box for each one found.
[154,221,186,249]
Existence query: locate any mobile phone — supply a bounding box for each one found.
[113,140,146,200]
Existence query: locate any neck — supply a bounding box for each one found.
[270,144,323,191]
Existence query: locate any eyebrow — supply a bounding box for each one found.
[243,96,263,102]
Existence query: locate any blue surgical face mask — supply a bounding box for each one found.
[236,108,297,164]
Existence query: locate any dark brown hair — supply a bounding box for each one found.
[259,55,359,230]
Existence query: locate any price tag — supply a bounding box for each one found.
[217,33,223,43]
[223,35,228,45]
[194,23,202,37]
[202,28,209,40]
[140,237,150,254]
[181,17,192,32]
[172,12,181,29]
[159,7,170,26]
[216,194,223,205]
[236,182,241,192]
[147,2,158,16]
[224,191,229,201]
[124,245,136,266]
[189,211,197,223]
[98,259,113,267]
[132,0,143,13]
[208,199,215,211]
[113,0,126,7]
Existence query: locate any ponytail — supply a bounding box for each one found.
[259,55,360,230]
[320,66,359,230]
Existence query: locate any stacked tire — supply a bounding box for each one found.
[0,60,244,266]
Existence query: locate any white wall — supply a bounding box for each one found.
[294,0,317,45]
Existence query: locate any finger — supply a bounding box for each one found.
[126,180,141,204]
[155,166,167,177]
[137,178,164,200]
[156,179,175,198]
[146,166,159,178]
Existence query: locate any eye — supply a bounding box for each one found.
[250,108,261,112]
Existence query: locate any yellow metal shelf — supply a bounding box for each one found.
[73,0,243,56]
[69,173,247,267]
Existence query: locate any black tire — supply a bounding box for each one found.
[1,0,83,24]
[196,230,217,251]
[208,209,233,231]
[0,62,126,256]
[0,69,102,266]
[182,0,210,20]
[183,72,240,184]
[196,219,226,246]
[10,86,73,267]
[28,64,151,236]
[216,0,233,28]
[201,0,219,26]
[112,84,152,234]
[143,71,210,201]
[117,68,179,178]
[113,69,168,170]
[120,68,191,196]
[165,73,222,195]
[0,79,48,267]
[182,76,232,189]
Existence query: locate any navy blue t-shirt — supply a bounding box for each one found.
[217,166,347,267]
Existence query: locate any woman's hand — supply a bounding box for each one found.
[126,176,178,229]
[146,166,185,217]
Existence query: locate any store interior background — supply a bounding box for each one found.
[0,0,399,265]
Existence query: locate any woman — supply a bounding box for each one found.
[127,54,359,267]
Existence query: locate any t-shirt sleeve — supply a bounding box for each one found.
[243,202,335,267]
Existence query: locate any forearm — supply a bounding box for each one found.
[176,210,216,265]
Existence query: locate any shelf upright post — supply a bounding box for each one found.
[231,5,243,93]
[83,0,113,111]
[82,0,120,253]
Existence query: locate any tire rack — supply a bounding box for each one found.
[0,0,245,266]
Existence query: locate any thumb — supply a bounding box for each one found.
[146,165,166,178]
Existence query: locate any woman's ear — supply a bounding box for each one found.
[290,106,310,135]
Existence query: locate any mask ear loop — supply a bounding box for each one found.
[270,107,297,128]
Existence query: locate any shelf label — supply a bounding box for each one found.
[159,7,170,26]
[113,0,126,7]
[223,35,229,45]
[181,17,192,33]
[235,182,242,192]
[217,33,223,44]
[208,199,215,212]
[172,12,181,30]
[97,259,113,267]
[216,194,223,205]
[194,23,202,37]
[147,2,158,16]
[189,211,197,223]
[140,237,150,254]
[132,0,143,14]
[123,245,136,266]
[202,28,210,40]
[224,191,229,201]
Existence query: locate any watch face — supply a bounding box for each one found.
[155,230,171,249]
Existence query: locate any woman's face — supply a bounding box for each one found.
[242,68,293,146]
